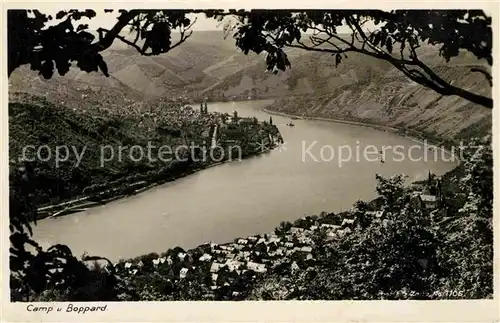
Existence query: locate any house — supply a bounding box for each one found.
[291,261,300,273]
[179,268,189,279]
[248,236,258,243]
[310,225,318,231]
[419,194,438,210]
[300,246,313,253]
[199,253,212,262]
[247,262,267,273]
[321,223,341,230]
[257,238,266,245]
[210,262,224,273]
[341,218,355,227]
[298,237,313,245]
[298,229,313,237]
[267,236,281,244]
[226,260,243,272]
[327,231,337,238]
[290,227,305,234]
[284,242,294,248]
[237,239,248,245]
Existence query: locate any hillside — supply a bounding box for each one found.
[8,31,492,142]
[9,92,280,209]
[202,45,492,142]
[8,31,265,104]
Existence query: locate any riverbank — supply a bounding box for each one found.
[35,144,279,220]
[9,95,282,221]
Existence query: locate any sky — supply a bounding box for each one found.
[44,10,244,31]
[42,10,357,33]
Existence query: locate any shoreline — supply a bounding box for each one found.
[261,107,461,164]
[35,146,278,221]
[35,100,460,221]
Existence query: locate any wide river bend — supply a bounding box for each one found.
[33,100,457,261]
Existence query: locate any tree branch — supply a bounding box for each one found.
[471,67,493,86]
[92,10,140,52]
[346,17,492,109]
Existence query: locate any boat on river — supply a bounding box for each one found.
[287,121,295,127]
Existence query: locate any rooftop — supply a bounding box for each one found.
[420,194,437,202]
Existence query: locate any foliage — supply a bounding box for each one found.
[8,94,279,301]
[435,136,493,298]
[9,161,118,301]
[224,10,492,108]
[8,9,492,108]
[9,135,493,300]
[254,138,493,300]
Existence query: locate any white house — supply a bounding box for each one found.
[248,236,258,242]
[300,246,313,253]
[321,223,341,230]
[267,236,281,244]
[419,194,438,209]
[327,231,337,238]
[226,260,243,272]
[341,218,355,226]
[180,268,189,279]
[234,244,245,250]
[247,261,267,273]
[291,227,305,234]
[257,238,266,245]
[237,238,248,245]
[199,253,212,262]
[291,261,300,273]
[210,262,224,273]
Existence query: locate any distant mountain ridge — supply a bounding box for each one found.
[8,31,492,141]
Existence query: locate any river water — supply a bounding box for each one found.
[32,100,457,261]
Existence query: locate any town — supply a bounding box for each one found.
[111,172,443,300]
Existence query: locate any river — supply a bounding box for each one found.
[32,100,458,261]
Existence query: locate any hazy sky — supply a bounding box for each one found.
[44,11,243,31]
[42,10,356,33]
